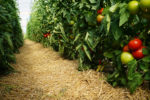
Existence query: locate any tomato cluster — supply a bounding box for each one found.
[121,38,146,64]
[43,33,51,38]
[128,0,150,20]
[97,8,104,23]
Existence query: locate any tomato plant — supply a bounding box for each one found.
[27,0,150,93]
[0,0,23,74]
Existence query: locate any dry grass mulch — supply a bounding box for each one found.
[0,40,150,100]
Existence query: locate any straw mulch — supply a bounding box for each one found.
[0,40,149,100]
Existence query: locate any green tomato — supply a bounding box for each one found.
[128,1,140,14]
[121,52,134,64]
[70,20,75,25]
[140,0,150,12]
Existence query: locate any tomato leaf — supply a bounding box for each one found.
[111,22,123,40]
[106,14,111,33]
[119,4,129,26]
[103,52,113,58]
[139,63,149,72]
[142,56,150,62]
[109,3,120,13]
[127,73,143,94]
[144,71,150,81]
[142,48,149,55]
[83,45,92,61]
[127,59,137,80]
[89,0,97,4]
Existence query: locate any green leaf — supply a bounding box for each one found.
[103,52,113,58]
[0,38,4,55]
[111,22,123,40]
[142,56,150,62]
[142,48,149,55]
[120,77,127,86]
[106,14,111,33]
[139,63,149,72]
[76,44,82,51]
[109,3,120,13]
[119,4,129,26]
[113,50,121,55]
[128,73,143,94]
[4,33,13,49]
[119,11,129,26]
[89,0,96,3]
[73,34,80,43]
[127,60,137,80]
[83,45,92,61]
[144,71,150,80]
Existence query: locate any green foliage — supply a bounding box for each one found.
[27,0,150,93]
[0,0,23,74]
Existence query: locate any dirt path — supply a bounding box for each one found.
[0,40,149,100]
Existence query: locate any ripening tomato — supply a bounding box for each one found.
[123,45,129,52]
[121,52,134,64]
[128,1,140,14]
[97,14,104,23]
[128,38,142,51]
[132,46,146,59]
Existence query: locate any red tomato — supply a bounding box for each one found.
[128,38,142,51]
[44,34,47,38]
[132,46,146,59]
[97,8,104,14]
[123,45,130,52]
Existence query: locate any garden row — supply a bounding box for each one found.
[27,0,150,93]
[0,0,23,74]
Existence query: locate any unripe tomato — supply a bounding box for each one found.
[70,20,75,25]
[140,0,150,12]
[128,38,142,51]
[97,14,104,23]
[121,52,134,64]
[128,1,140,14]
[132,46,146,59]
[123,45,129,52]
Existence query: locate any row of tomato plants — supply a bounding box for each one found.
[27,0,150,93]
[0,0,23,74]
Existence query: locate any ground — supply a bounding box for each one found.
[0,40,150,100]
